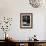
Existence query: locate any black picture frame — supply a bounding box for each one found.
[20,13,33,29]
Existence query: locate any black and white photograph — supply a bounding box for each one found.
[20,13,33,29]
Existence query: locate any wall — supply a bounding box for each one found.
[0,0,46,40]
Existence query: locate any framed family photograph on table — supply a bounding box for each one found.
[20,13,33,29]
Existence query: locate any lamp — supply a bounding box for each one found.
[29,0,45,8]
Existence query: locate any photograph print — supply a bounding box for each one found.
[20,13,33,29]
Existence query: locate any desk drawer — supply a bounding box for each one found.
[38,43,46,46]
[16,43,28,46]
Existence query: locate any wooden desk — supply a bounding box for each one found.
[5,39,46,46]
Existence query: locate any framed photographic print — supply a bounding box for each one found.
[20,13,33,29]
